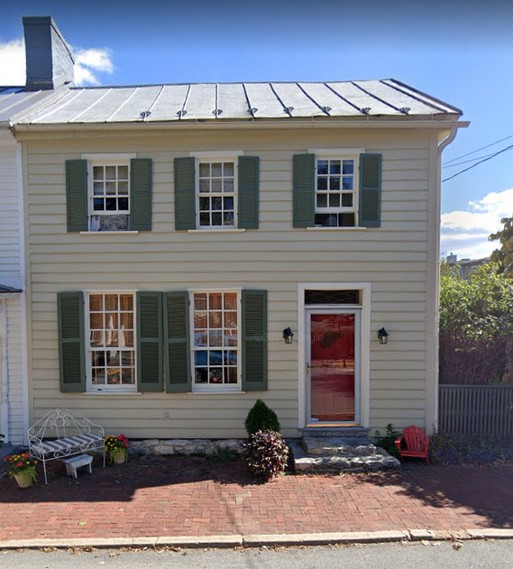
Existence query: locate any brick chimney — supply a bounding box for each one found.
[23,16,74,91]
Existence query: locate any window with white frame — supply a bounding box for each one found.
[87,293,136,391]
[89,161,130,231]
[198,161,236,228]
[192,291,239,387]
[315,155,358,227]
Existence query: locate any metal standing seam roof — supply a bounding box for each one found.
[15,78,462,125]
[0,86,69,123]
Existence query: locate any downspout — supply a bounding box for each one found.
[428,127,458,433]
[0,301,8,441]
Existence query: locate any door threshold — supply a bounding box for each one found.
[306,422,360,428]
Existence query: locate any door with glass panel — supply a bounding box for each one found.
[307,310,360,424]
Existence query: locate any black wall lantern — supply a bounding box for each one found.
[378,327,389,345]
[283,327,294,344]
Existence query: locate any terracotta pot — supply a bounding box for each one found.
[112,451,126,464]
[14,472,33,488]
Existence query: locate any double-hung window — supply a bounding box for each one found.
[86,292,136,392]
[292,150,382,229]
[89,161,130,231]
[65,154,152,232]
[192,291,240,389]
[198,160,236,228]
[314,155,358,227]
[174,152,259,231]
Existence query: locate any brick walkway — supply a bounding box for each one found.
[0,456,512,541]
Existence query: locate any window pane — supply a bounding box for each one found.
[93,198,104,211]
[223,162,234,176]
[118,198,129,210]
[105,295,118,311]
[212,163,222,177]
[226,367,238,384]
[105,166,117,180]
[317,160,328,175]
[199,163,210,177]
[121,368,133,385]
[194,331,207,346]
[342,194,353,207]
[93,166,104,180]
[210,293,222,310]
[223,179,234,193]
[194,294,207,310]
[342,177,353,190]
[209,312,222,328]
[120,294,133,311]
[118,165,128,179]
[92,368,105,385]
[209,351,222,365]
[195,351,208,366]
[224,311,237,328]
[212,179,222,193]
[93,182,104,196]
[91,351,105,366]
[317,177,328,191]
[90,312,103,329]
[118,181,129,195]
[209,330,223,346]
[211,212,222,225]
[199,179,210,193]
[90,295,103,311]
[223,212,234,226]
[224,196,234,210]
[195,368,208,383]
[339,213,355,227]
[107,369,121,384]
[123,331,134,348]
[211,197,222,211]
[105,198,117,211]
[225,331,237,346]
[105,181,116,195]
[199,197,210,211]
[224,293,237,309]
[209,368,223,383]
[342,160,354,175]
[329,194,340,207]
[121,352,134,366]
[194,311,207,328]
[199,212,210,226]
[317,194,327,208]
[329,177,340,190]
[330,161,341,175]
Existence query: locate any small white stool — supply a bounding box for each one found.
[63,454,93,479]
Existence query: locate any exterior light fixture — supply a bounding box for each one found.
[378,327,389,345]
[283,327,294,344]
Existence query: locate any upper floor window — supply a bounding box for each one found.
[90,162,130,231]
[65,155,152,233]
[315,156,358,227]
[198,161,236,228]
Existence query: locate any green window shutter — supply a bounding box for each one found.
[174,157,196,230]
[164,291,191,393]
[238,156,259,229]
[65,159,88,232]
[58,291,85,392]
[241,289,268,391]
[130,158,152,231]
[293,153,315,228]
[136,292,163,392]
[359,153,382,228]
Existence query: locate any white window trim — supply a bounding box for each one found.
[84,291,138,394]
[312,151,361,228]
[189,151,243,231]
[297,283,371,429]
[189,288,242,394]
[82,154,137,233]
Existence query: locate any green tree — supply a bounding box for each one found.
[490,215,513,276]
[439,261,513,384]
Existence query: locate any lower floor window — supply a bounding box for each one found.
[87,293,136,390]
[192,291,239,386]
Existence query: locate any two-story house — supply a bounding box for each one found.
[11,17,466,444]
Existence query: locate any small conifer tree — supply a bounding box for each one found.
[244,399,281,435]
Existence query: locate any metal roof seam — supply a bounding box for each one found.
[70,88,113,123]
[323,83,363,114]
[105,86,139,122]
[351,81,402,114]
[179,84,191,119]
[268,83,292,116]
[381,79,456,115]
[297,83,331,116]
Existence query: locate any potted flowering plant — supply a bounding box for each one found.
[104,434,129,464]
[3,452,38,488]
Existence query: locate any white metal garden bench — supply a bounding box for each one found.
[27,409,105,484]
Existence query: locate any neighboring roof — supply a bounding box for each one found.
[0,86,60,123]
[15,78,462,126]
[0,285,22,294]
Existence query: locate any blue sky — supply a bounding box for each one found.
[1,0,513,260]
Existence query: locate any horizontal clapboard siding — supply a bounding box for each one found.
[24,127,436,437]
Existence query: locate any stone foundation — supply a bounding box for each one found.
[129,438,243,456]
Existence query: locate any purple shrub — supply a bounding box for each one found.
[241,430,289,481]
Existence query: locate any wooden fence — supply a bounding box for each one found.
[439,384,513,437]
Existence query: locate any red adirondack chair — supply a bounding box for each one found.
[394,425,430,464]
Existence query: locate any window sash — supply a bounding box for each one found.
[196,160,238,229]
[190,290,241,391]
[85,292,137,392]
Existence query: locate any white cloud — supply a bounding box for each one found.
[0,38,114,87]
[441,188,513,260]
[74,47,114,86]
[0,39,25,85]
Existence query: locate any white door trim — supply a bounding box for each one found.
[297,283,371,429]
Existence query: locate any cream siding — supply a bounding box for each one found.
[23,126,440,438]
[0,136,27,444]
